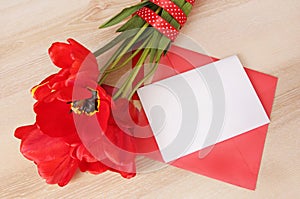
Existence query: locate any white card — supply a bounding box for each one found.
[137,56,270,163]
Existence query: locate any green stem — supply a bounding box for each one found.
[103,6,161,72]
[103,36,150,74]
[112,47,151,100]
[99,7,164,99]
[98,24,149,84]
[98,38,132,84]
[109,24,148,69]
[127,59,160,100]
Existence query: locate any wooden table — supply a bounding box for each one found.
[1,0,299,198]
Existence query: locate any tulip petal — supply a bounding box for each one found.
[79,161,108,175]
[49,43,74,68]
[15,125,79,186]
[34,100,78,141]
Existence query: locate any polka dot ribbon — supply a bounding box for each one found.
[136,7,179,41]
[136,0,195,41]
[186,0,195,5]
[149,0,187,27]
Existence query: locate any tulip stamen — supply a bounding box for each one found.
[70,90,100,116]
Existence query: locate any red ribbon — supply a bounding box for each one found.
[136,0,195,41]
[186,0,195,5]
[150,0,187,27]
[136,7,179,41]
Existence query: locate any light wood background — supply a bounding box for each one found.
[1,0,299,198]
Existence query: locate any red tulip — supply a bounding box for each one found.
[15,39,136,186]
[31,39,100,103]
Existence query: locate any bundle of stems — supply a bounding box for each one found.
[95,0,194,100]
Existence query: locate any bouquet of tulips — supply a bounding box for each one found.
[15,0,195,186]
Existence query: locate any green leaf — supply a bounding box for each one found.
[104,36,151,74]
[147,3,159,11]
[149,31,160,63]
[173,0,186,8]
[161,10,181,30]
[127,31,169,99]
[117,15,146,32]
[160,0,192,30]
[156,35,171,60]
[134,27,154,44]
[100,37,132,73]
[182,3,193,16]
[99,1,150,29]
[93,29,139,57]
[120,4,158,32]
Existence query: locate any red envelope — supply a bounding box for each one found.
[131,45,278,190]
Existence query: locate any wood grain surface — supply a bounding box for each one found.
[1,0,299,198]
